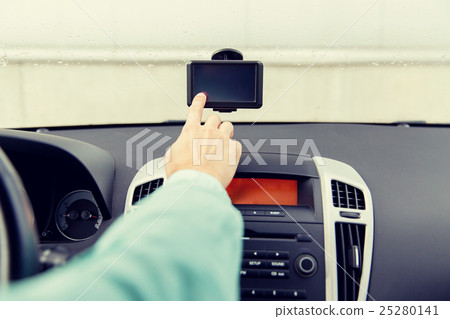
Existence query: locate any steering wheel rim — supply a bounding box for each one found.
[0,147,39,283]
[0,202,9,285]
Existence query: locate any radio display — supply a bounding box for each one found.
[226,178,298,206]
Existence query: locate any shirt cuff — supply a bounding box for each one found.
[165,169,230,200]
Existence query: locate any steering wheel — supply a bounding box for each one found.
[0,147,39,285]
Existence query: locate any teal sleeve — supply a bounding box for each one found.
[2,170,244,300]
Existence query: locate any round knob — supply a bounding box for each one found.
[295,254,317,277]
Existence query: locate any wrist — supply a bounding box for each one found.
[166,169,228,194]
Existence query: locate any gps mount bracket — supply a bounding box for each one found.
[211,48,243,112]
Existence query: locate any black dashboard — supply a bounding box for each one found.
[0,123,449,300]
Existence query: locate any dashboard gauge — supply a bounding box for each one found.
[55,190,103,241]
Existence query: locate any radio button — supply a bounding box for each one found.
[284,289,307,299]
[240,269,258,278]
[246,210,265,216]
[267,250,289,259]
[268,260,289,269]
[264,210,285,217]
[263,289,284,298]
[296,233,312,242]
[243,259,267,268]
[243,250,267,258]
[241,289,264,297]
[259,270,290,278]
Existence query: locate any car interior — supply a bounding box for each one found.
[0,0,449,301]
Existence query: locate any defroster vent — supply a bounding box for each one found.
[331,180,365,210]
[335,223,366,301]
[132,178,164,205]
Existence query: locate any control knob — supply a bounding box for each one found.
[295,254,317,277]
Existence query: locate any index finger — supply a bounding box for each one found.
[185,92,208,128]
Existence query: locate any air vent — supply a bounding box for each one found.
[335,223,366,301]
[132,178,164,205]
[331,180,365,210]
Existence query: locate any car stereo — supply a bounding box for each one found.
[227,172,326,300]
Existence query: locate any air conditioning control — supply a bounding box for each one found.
[295,254,317,277]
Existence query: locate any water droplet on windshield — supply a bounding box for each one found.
[0,54,7,67]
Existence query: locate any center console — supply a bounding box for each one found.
[125,154,374,301]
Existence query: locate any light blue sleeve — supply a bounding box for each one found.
[2,170,244,300]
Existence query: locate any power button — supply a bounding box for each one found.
[295,254,317,277]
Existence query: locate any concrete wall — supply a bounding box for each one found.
[2,58,449,127]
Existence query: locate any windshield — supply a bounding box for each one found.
[1,0,449,128]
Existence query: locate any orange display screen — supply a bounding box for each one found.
[226,178,298,206]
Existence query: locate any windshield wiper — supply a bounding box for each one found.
[391,121,450,127]
[392,121,427,127]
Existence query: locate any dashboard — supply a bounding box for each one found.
[0,123,449,300]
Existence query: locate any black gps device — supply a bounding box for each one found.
[187,49,263,112]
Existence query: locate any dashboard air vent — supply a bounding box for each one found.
[132,178,164,205]
[335,222,366,301]
[331,180,365,210]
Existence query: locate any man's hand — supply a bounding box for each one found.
[164,93,242,188]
